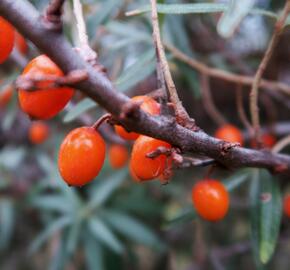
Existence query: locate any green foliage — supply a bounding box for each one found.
[250,169,282,265]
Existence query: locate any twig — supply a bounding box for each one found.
[150,0,195,128]
[200,74,227,126]
[235,84,253,135]
[72,0,97,64]
[16,70,88,90]
[91,113,112,130]
[164,43,290,96]
[43,0,66,30]
[272,134,290,153]
[249,0,290,145]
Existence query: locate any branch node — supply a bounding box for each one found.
[43,0,66,31]
[220,142,241,156]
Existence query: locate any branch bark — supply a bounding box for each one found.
[1,0,290,175]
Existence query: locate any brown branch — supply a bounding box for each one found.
[150,0,195,128]
[164,43,290,96]
[235,84,253,135]
[16,70,88,90]
[200,74,227,126]
[250,0,290,145]
[1,0,290,176]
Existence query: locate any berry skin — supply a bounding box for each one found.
[0,85,13,107]
[130,135,171,181]
[192,180,229,222]
[109,144,128,169]
[0,17,14,64]
[283,195,290,218]
[29,121,49,144]
[18,55,74,119]
[115,95,160,140]
[15,31,28,55]
[251,133,276,149]
[215,124,243,145]
[261,133,276,148]
[58,127,106,186]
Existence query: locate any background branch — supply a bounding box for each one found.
[249,0,290,145]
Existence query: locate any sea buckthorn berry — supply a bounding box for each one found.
[18,55,74,119]
[15,31,28,55]
[58,127,105,186]
[115,95,160,140]
[109,144,128,169]
[192,179,229,222]
[261,133,276,148]
[29,121,49,144]
[130,135,171,181]
[0,17,14,64]
[251,133,276,149]
[215,124,243,145]
[283,195,290,218]
[0,85,13,107]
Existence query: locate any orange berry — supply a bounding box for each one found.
[58,127,106,186]
[15,31,28,55]
[262,133,276,148]
[115,95,160,140]
[0,17,14,64]
[0,85,13,107]
[109,144,128,169]
[18,55,74,119]
[115,125,139,141]
[283,195,290,218]
[130,135,171,181]
[29,121,49,144]
[215,124,243,145]
[192,180,229,222]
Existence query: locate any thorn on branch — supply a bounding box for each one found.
[16,69,88,91]
[119,100,143,120]
[43,0,66,31]
[146,146,172,159]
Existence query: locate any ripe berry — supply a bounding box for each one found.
[29,121,49,144]
[58,127,105,186]
[130,135,171,181]
[283,195,290,218]
[115,95,160,140]
[15,31,28,55]
[0,17,14,64]
[192,179,229,222]
[109,144,128,169]
[215,124,243,145]
[261,133,276,148]
[18,55,74,119]
[0,85,13,107]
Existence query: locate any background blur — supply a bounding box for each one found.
[0,0,290,269]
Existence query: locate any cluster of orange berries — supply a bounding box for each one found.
[2,17,278,222]
[214,123,276,149]
[0,17,28,64]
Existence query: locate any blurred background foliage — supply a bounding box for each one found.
[1,0,290,269]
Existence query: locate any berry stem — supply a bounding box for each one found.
[91,114,112,130]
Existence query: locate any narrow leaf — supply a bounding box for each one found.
[217,0,255,38]
[29,216,71,254]
[63,98,96,123]
[250,169,282,264]
[103,210,163,248]
[88,218,123,254]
